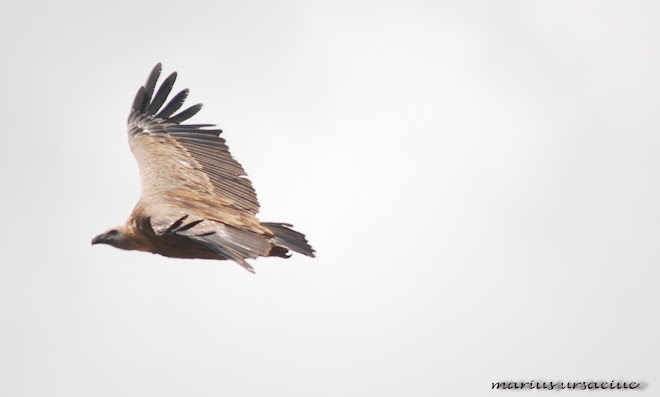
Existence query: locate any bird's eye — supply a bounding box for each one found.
[107,230,119,238]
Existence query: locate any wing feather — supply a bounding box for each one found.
[131,87,147,117]
[147,72,177,116]
[127,64,260,214]
[155,89,189,119]
[169,103,203,124]
[142,63,162,108]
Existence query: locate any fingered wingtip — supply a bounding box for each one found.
[150,63,163,76]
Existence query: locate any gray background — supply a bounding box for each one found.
[1,0,658,395]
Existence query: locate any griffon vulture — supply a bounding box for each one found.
[92,64,314,273]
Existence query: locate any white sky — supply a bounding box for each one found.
[1,1,659,395]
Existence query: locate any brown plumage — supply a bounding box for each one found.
[92,63,314,273]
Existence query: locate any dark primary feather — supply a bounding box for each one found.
[131,87,146,117]
[143,63,161,105]
[129,64,162,117]
[155,89,189,120]
[147,72,176,116]
[169,103,202,124]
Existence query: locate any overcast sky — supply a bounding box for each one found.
[1,1,659,395]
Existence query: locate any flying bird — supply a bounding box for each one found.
[92,64,314,273]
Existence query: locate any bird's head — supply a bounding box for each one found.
[91,225,136,250]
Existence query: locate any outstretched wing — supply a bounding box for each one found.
[127,63,260,214]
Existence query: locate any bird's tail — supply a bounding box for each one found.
[263,222,315,258]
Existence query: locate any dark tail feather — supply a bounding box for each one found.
[263,222,315,258]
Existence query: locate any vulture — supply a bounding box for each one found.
[92,63,315,273]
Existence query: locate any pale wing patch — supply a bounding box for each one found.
[129,133,217,198]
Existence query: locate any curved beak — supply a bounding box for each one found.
[91,234,104,245]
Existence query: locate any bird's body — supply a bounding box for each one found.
[92,64,314,273]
